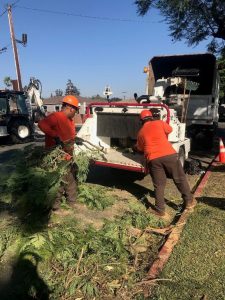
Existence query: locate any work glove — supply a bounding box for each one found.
[54,137,64,147]
[75,137,84,145]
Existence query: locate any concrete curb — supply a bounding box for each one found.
[147,155,218,280]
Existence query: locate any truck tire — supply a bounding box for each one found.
[178,147,185,168]
[9,119,32,144]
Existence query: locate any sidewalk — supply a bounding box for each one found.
[151,162,225,300]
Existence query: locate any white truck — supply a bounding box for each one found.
[75,102,190,174]
[136,53,220,146]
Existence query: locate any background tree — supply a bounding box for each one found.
[3,76,12,88]
[65,79,80,96]
[55,89,63,97]
[135,0,225,55]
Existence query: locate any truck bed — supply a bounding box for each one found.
[94,148,146,172]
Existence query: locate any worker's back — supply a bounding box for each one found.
[137,120,176,161]
[38,111,75,148]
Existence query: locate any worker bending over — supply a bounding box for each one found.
[133,109,194,217]
[38,95,79,210]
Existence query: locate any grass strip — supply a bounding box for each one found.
[151,164,225,300]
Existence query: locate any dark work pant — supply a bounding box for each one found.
[148,154,193,212]
[56,163,78,205]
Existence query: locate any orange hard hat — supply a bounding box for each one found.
[62,95,79,108]
[140,109,152,120]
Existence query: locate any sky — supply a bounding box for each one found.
[0,0,210,99]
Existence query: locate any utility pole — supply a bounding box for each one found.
[7,4,22,91]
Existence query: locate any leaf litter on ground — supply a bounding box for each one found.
[0,144,168,299]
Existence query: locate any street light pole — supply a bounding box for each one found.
[7,4,22,91]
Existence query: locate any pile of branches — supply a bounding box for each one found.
[6,146,70,212]
[0,145,167,299]
[4,145,91,218]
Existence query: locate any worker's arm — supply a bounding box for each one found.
[133,135,144,153]
[163,121,173,135]
[38,113,58,137]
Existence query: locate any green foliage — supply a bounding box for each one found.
[55,89,63,96]
[123,210,164,229]
[135,0,225,54]
[0,145,166,299]
[0,226,20,262]
[78,184,115,210]
[3,76,12,88]
[65,79,80,96]
[16,213,160,299]
[5,147,70,214]
[1,146,73,232]
[75,151,90,183]
[135,0,152,15]
[0,203,164,299]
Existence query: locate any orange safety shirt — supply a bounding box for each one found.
[38,111,76,149]
[136,120,176,161]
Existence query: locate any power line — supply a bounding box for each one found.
[0,8,7,17]
[11,0,22,8]
[0,1,21,18]
[16,5,152,23]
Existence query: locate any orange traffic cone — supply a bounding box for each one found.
[219,138,225,163]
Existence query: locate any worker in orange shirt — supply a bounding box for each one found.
[38,95,79,210]
[133,109,194,217]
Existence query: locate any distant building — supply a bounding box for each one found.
[42,96,136,126]
[43,96,89,125]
